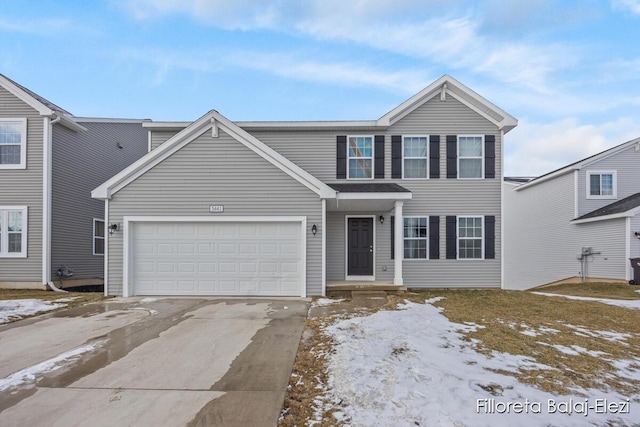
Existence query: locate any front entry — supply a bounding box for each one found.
[347,217,374,276]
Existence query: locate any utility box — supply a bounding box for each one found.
[630,258,640,285]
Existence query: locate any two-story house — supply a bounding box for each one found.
[92,75,517,297]
[504,138,640,290]
[0,74,148,290]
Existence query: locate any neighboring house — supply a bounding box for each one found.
[0,74,148,289]
[92,75,518,297]
[504,138,640,290]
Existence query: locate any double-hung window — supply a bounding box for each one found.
[93,219,105,256]
[587,171,616,199]
[403,136,428,179]
[458,136,483,178]
[0,207,27,257]
[348,136,373,179]
[458,216,483,259]
[0,118,27,169]
[404,217,427,259]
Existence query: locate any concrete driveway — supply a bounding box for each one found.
[0,297,309,427]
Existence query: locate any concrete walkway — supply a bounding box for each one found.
[0,297,309,427]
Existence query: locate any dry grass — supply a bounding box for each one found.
[533,281,640,300]
[0,289,108,323]
[280,287,640,425]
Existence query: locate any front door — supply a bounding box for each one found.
[347,217,374,276]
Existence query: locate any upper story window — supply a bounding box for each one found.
[0,118,27,169]
[587,170,617,199]
[458,216,483,259]
[93,219,105,256]
[0,206,27,257]
[458,136,483,179]
[348,136,373,179]
[403,136,428,179]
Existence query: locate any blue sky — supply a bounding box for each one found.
[2,0,640,176]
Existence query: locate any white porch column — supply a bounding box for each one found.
[394,201,404,285]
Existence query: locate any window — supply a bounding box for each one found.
[0,207,27,257]
[0,118,27,169]
[93,219,105,256]
[348,136,373,179]
[587,171,616,199]
[458,216,483,259]
[403,136,428,179]
[458,135,483,178]
[404,217,427,259]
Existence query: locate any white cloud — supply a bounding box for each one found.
[227,52,432,94]
[505,117,640,176]
[0,17,71,36]
[115,0,572,92]
[611,0,640,14]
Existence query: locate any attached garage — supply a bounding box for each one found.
[123,218,306,297]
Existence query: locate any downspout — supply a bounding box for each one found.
[45,115,67,293]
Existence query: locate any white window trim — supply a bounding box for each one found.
[402,135,429,180]
[0,118,27,169]
[93,218,105,256]
[0,206,28,258]
[457,215,484,260]
[586,170,617,199]
[347,135,374,180]
[457,135,484,179]
[403,216,429,260]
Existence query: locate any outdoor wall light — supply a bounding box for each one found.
[311,224,317,236]
[109,223,119,235]
[635,231,640,240]
[379,215,385,225]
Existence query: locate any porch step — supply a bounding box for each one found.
[326,281,406,298]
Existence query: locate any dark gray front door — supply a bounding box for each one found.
[348,217,374,276]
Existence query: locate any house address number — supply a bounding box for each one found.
[209,205,224,213]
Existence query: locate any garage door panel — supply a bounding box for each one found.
[131,221,302,296]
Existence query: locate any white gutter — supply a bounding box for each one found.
[43,115,61,289]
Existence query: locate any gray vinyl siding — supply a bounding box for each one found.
[631,214,640,280]
[106,129,322,296]
[51,122,148,280]
[149,130,179,151]
[319,95,502,287]
[504,176,627,290]
[0,86,43,281]
[577,145,640,216]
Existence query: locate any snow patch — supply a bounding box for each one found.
[52,297,80,303]
[312,298,346,307]
[140,297,158,303]
[533,292,640,309]
[0,299,66,324]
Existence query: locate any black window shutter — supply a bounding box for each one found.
[391,135,402,178]
[485,135,496,179]
[429,216,440,259]
[446,216,457,259]
[390,215,395,259]
[374,135,385,179]
[336,135,347,179]
[446,135,457,179]
[485,215,495,259]
[429,135,440,179]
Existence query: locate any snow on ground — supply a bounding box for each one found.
[0,299,67,324]
[51,297,80,303]
[312,298,346,307]
[318,300,637,427]
[532,292,640,309]
[0,342,104,391]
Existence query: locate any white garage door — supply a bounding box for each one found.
[131,221,302,296]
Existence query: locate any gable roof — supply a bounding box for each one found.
[572,192,640,224]
[92,110,337,200]
[143,75,517,134]
[515,136,640,191]
[378,75,518,132]
[0,73,85,132]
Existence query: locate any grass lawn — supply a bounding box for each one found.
[279,283,640,426]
